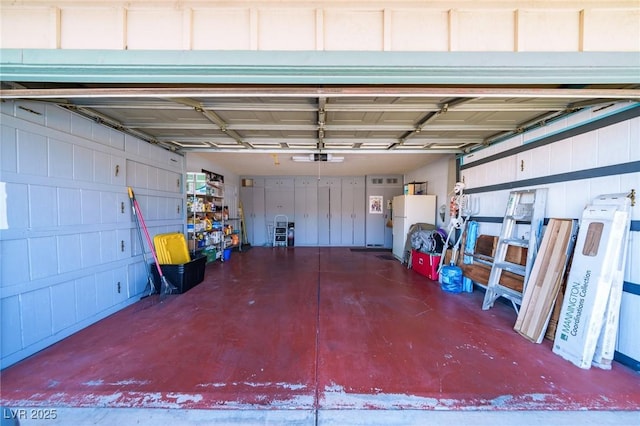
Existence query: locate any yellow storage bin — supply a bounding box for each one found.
[154,232,191,265]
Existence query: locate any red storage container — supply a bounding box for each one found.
[412,250,441,281]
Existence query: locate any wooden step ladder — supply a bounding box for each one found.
[482,188,547,312]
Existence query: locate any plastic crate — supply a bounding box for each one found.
[151,255,206,294]
[153,232,191,265]
[412,250,440,281]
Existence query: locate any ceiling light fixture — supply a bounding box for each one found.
[291,153,344,163]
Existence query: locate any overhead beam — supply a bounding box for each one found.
[20,99,578,113]
[2,86,639,100]
[1,50,639,85]
[125,122,516,132]
[184,147,465,154]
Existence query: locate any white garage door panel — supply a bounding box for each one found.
[17,130,48,176]
[57,234,82,273]
[29,236,58,280]
[1,239,30,286]
[49,138,74,179]
[51,281,77,333]
[0,101,185,368]
[5,182,29,230]
[20,287,53,347]
[0,297,22,357]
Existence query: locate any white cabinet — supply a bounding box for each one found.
[341,177,366,246]
[265,178,295,189]
[265,177,295,219]
[318,177,342,246]
[294,177,318,246]
[240,178,266,246]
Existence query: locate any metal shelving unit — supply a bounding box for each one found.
[186,172,225,262]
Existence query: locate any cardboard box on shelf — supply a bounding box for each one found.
[404,182,427,195]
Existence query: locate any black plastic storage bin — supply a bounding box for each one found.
[151,255,207,294]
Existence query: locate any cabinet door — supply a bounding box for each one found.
[294,185,307,245]
[341,178,365,246]
[266,190,283,218]
[241,179,266,247]
[318,187,330,246]
[266,188,294,219]
[265,177,294,189]
[304,184,318,245]
[252,186,266,246]
[329,186,342,245]
[352,183,366,246]
[240,186,254,243]
[295,182,318,246]
[341,183,354,245]
[318,178,342,246]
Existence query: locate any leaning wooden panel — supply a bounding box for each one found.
[516,222,558,335]
[514,220,562,340]
[514,219,577,343]
[522,222,573,339]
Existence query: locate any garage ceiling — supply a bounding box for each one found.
[2,84,639,176]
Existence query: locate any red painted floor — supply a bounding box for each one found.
[1,247,639,411]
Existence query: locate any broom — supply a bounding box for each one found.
[127,187,178,297]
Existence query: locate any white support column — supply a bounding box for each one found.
[315,9,324,51]
[383,8,391,51]
[50,6,61,49]
[250,8,259,50]
[447,9,457,52]
[183,8,193,50]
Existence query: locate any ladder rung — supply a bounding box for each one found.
[500,238,529,248]
[505,215,532,222]
[493,261,526,276]
[494,284,523,301]
[467,253,493,263]
[462,253,493,267]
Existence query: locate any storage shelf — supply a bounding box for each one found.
[187,172,226,261]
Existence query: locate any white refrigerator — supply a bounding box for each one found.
[392,195,437,261]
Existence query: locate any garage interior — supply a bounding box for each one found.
[1,1,640,425]
[2,82,639,426]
